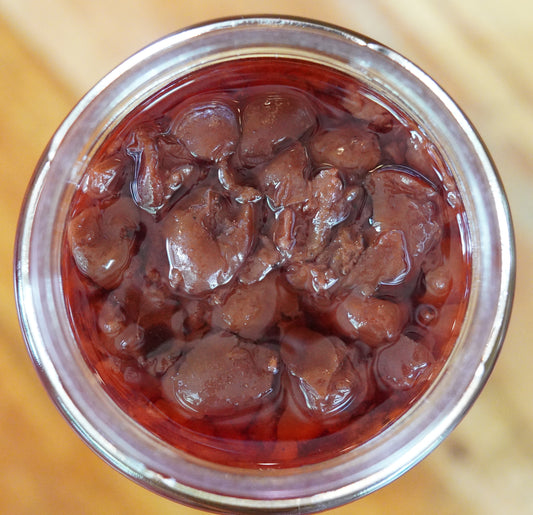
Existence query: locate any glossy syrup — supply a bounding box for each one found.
[62,58,471,468]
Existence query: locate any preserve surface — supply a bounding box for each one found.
[62,58,470,467]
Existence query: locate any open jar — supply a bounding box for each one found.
[14,16,515,514]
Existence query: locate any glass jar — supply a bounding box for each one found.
[14,16,515,514]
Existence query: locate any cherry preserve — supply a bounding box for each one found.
[61,58,471,468]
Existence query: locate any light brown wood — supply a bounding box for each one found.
[1,1,531,513]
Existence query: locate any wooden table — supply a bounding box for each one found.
[1,1,531,513]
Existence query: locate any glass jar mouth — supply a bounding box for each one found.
[14,15,515,514]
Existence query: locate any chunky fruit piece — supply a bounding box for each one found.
[212,275,279,340]
[375,335,434,390]
[335,294,408,346]
[239,91,316,165]
[347,230,411,296]
[67,198,140,289]
[162,332,279,417]
[280,325,360,416]
[171,98,239,161]
[164,188,254,295]
[82,155,127,199]
[257,142,310,209]
[310,123,381,173]
[364,167,442,263]
[128,129,201,215]
[239,236,282,285]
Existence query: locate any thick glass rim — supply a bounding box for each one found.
[14,16,515,514]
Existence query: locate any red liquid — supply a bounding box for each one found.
[62,58,470,468]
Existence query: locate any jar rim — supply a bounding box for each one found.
[14,15,515,514]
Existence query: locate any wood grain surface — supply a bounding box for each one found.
[1,1,531,514]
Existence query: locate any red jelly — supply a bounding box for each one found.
[62,58,470,468]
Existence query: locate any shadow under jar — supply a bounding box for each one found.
[14,16,515,514]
